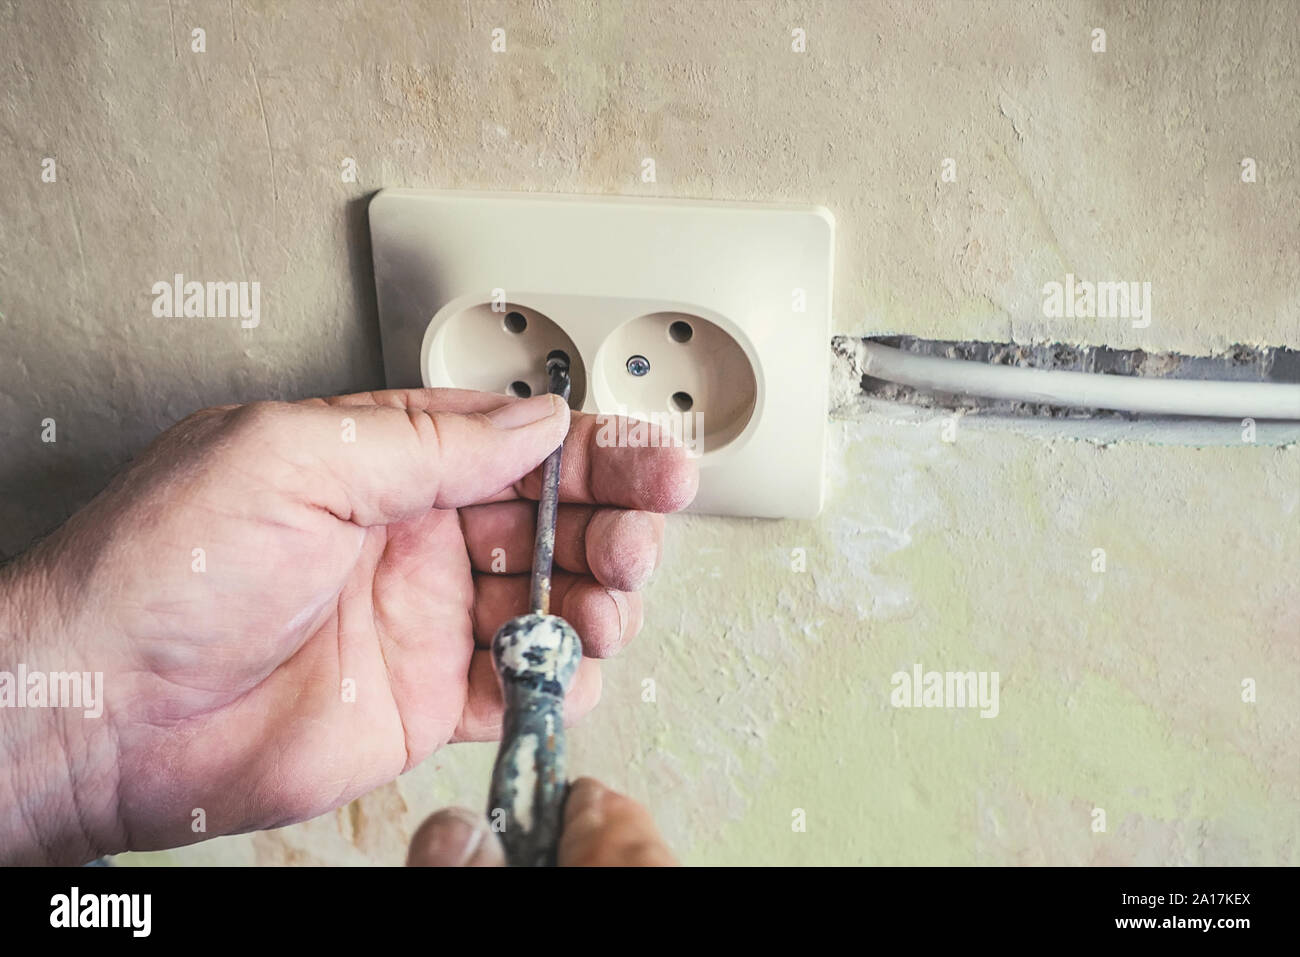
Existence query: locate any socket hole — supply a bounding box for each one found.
[508,380,532,398]
[503,312,527,334]
[668,320,693,343]
[670,391,694,412]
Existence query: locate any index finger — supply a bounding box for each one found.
[311,387,699,512]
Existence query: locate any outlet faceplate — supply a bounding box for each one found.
[369,189,833,518]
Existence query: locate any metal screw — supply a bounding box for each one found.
[626,355,650,376]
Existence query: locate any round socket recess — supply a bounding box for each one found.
[593,311,757,454]
[427,302,586,407]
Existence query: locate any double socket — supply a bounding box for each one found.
[369,189,833,518]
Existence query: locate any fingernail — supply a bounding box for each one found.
[608,588,629,639]
[620,511,661,590]
[565,777,609,828]
[488,394,561,429]
[409,808,485,866]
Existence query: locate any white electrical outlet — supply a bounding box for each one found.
[369,189,833,518]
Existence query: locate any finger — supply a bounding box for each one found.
[306,387,512,415]
[461,500,596,576]
[558,778,677,867]
[451,649,602,743]
[515,412,698,511]
[472,572,643,658]
[407,808,505,866]
[292,387,699,513]
[582,508,663,590]
[224,393,570,525]
[461,501,664,591]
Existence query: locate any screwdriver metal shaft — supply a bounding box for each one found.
[486,352,581,866]
[529,354,570,616]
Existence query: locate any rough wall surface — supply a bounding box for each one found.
[0,0,1295,865]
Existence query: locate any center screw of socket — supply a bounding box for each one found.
[626,355,650,377]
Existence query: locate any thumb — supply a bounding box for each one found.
[558,778,677,866]
[244,392,570,526]
[407,808,505,866]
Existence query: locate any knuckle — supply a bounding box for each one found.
[227,399,290,435]
[408,409,448,461]
[218,401,301,463]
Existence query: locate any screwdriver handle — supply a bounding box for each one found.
[487,613,582,866]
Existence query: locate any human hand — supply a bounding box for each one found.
[0,389,696,864]
[406,777,676,866]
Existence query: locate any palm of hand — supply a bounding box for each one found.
[42,390,693,853]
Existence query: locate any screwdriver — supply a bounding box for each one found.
[486,350,582,866]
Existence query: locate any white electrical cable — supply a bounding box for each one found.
[861,342,1300,420]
